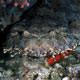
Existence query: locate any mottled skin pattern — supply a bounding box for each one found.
[4,23,76,58]
[3,2,80,58]
[24,38,54,57]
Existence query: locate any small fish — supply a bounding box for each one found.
[45,44,80,66]
[45,49,73,66]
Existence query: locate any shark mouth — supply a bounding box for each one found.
[23,38,71,58]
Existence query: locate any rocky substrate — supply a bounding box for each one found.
[0,51,80,80]
[0,0,80,80]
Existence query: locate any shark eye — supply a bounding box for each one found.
[23,30,30,37]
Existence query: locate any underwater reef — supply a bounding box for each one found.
[0,0,80,80]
